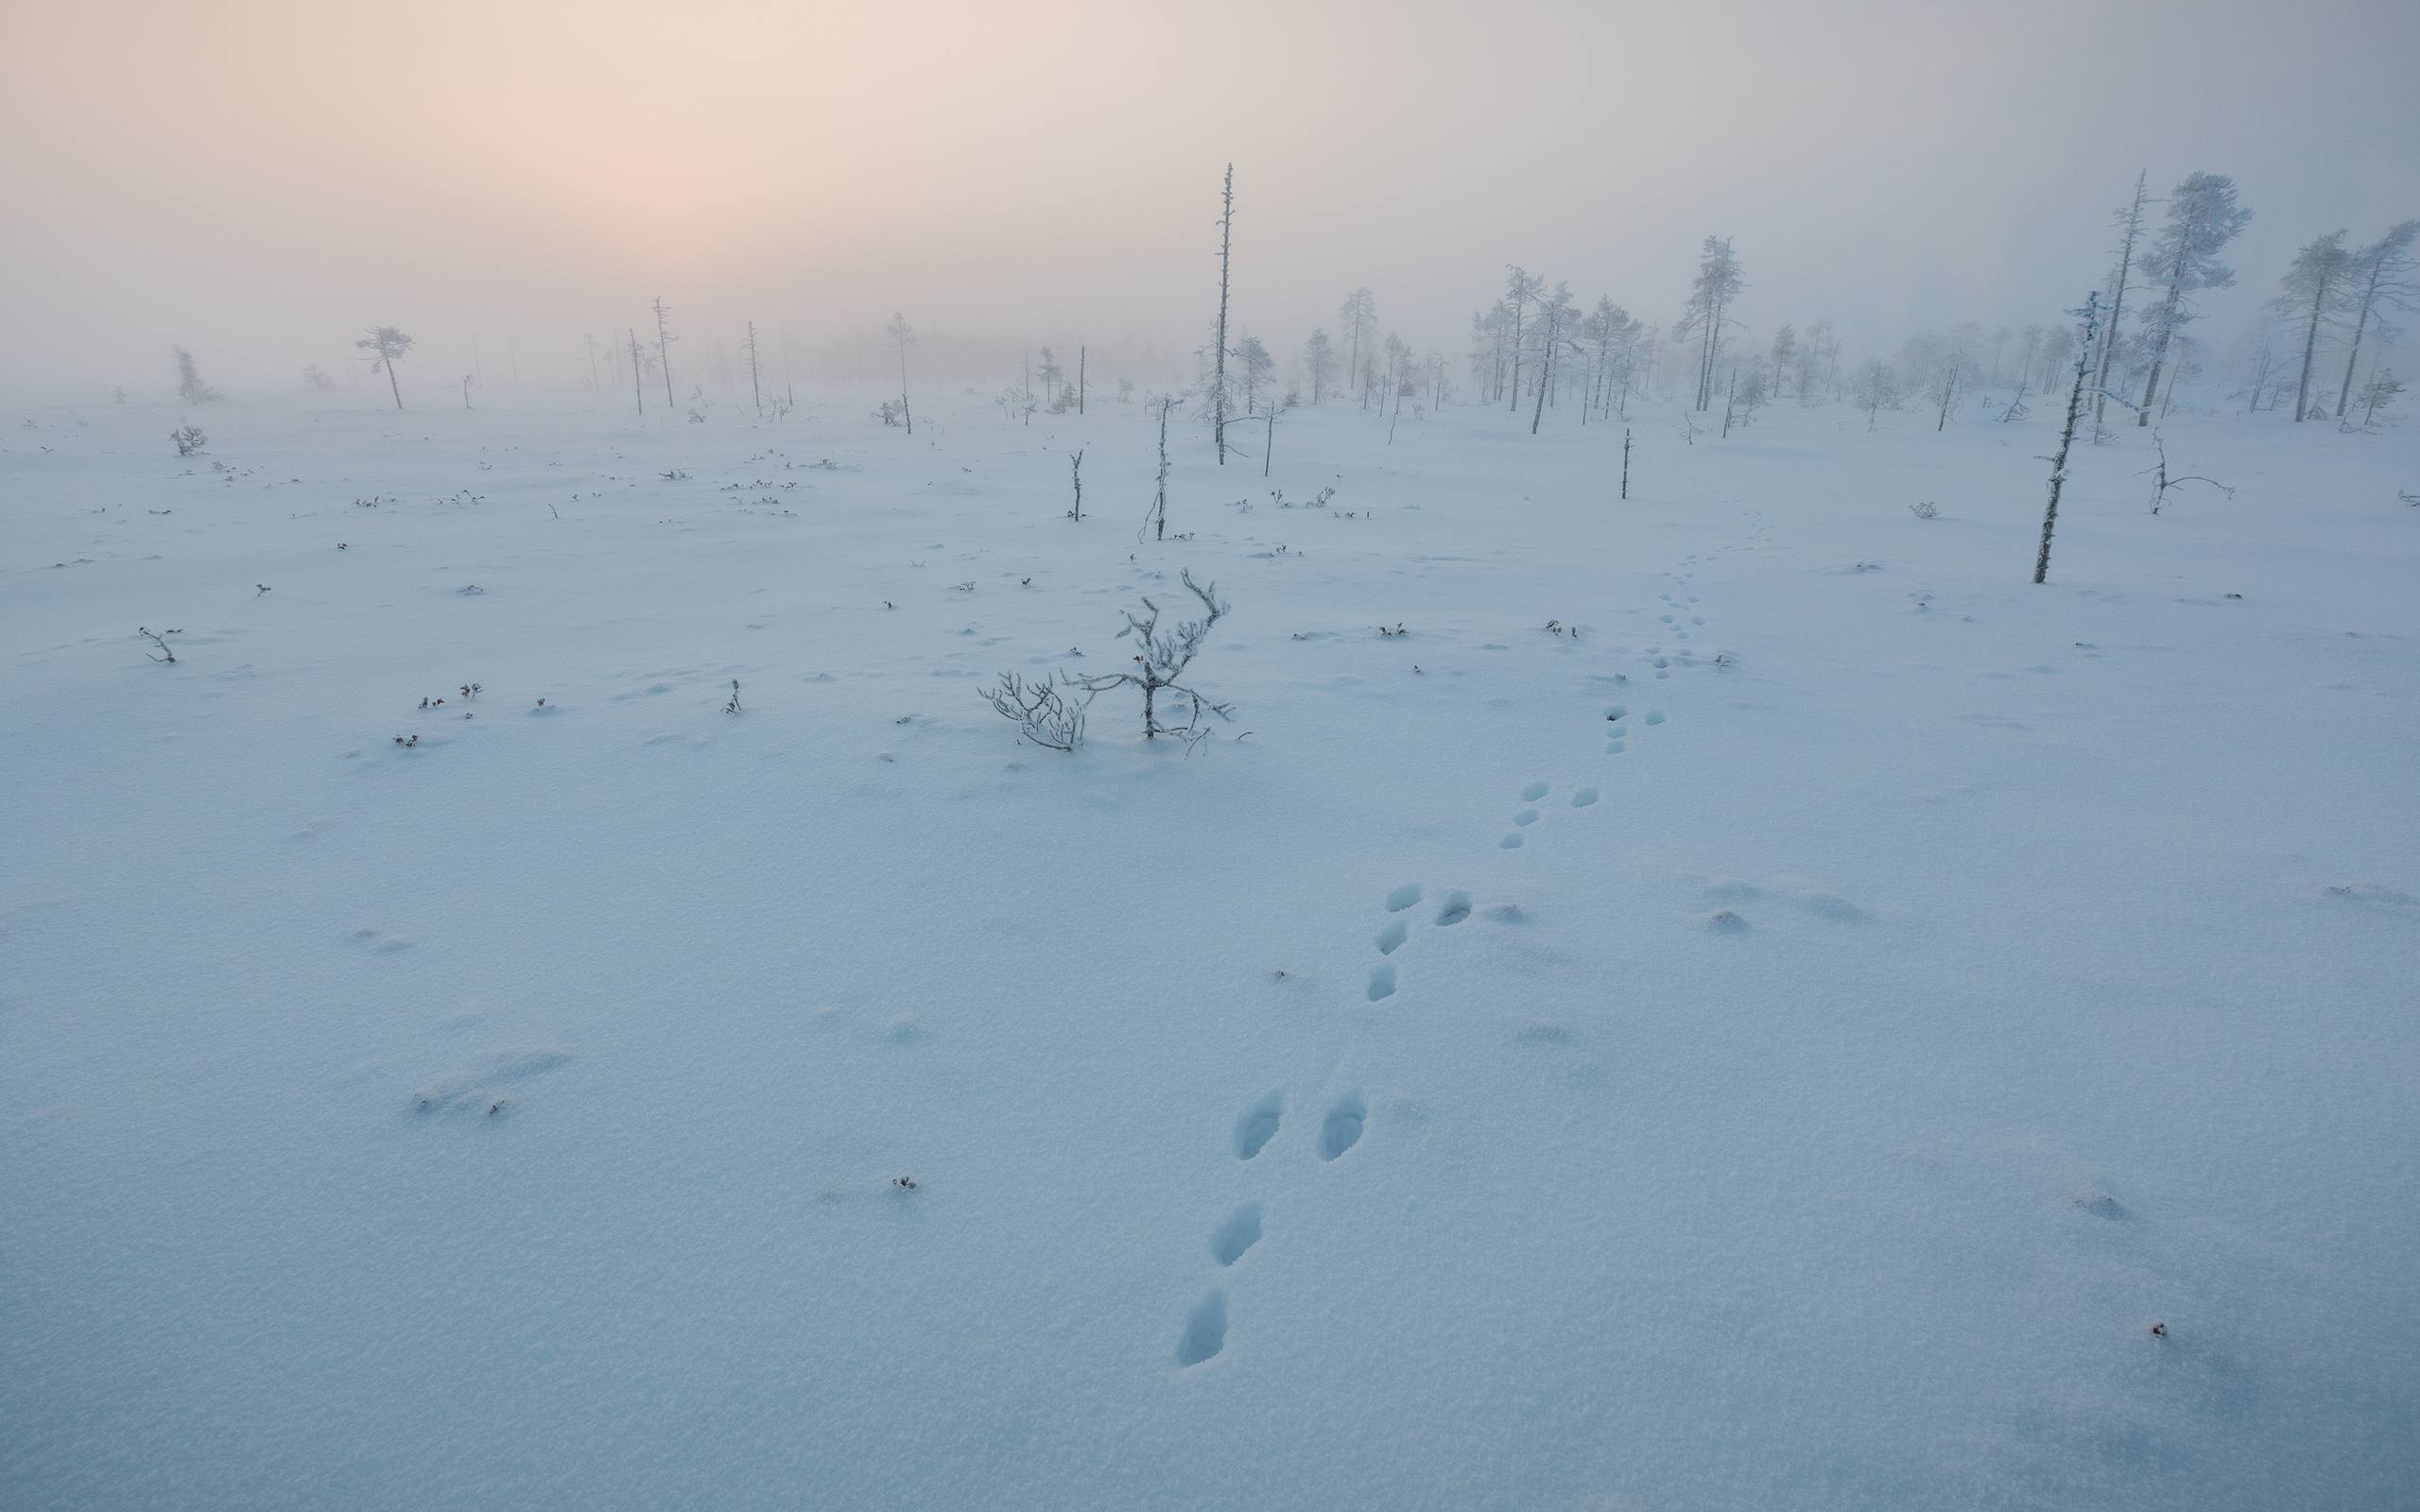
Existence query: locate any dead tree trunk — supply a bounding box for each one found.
[744,320,762,415]
[1078,346,1086,415]
[2036,292,2100,586]
[652,296,675,411]
[630,329,644,415]
[1068,450,1083,521]
[2094,170,2149,435]
[1153,397,1174,540]
[2292,278,2329,422]
[1214,163,1234,465]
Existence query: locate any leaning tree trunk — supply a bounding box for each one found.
[2136,278,2182,426]
[2334,297,2374,420]
[386,359,403,410]
[2292,284,2327,422]
[2036,292,2100,585]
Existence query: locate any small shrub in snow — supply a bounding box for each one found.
[170,425,207,457]
[982,671,1088,752]
[136,626,181,662]
[1073,570,1234,741]
[1909,500,1940,519]
[723,679,743,713]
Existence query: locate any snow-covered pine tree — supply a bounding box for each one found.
[2134,173,2251,425]
[1678,236,1745,411]
[2273,231,2353,422]
[2334,222,2418,419]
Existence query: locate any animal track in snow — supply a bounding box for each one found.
[1513,808,1540,827]
[1499,831,1525,849]
[1176,1291,1228,1366]
[411,1045,572,1115]
[1384,883,1423,912]
[1235,1092,1285,1160]
[1521,781,1548,801]
[1319,1094,1367,1160]
[1367,963,1397,1001]
[1212,1204,1264,1265]
[1376,919,1409,954]
[1436,891,1472,926]
[1572,787,1599,807]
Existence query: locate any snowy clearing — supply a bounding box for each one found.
[4,393,2416,1510]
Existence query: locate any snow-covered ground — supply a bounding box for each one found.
[5,389,2416,1510]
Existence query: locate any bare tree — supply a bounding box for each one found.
[2139,432,2233,513]
[628,329,646,415]
[741,320,764,416]
[2094,170,2152,433]
[887,313,915,435]
[2036,292,2100,585]
[1075,570,1234,740]
[1213,163,1236,463]
[651,297,678,410]
[1150,396,1176,541]
[983,672,1087,752]
[1067,449,1084,521]
[2335,221,2419,419]
[354,326,415,409]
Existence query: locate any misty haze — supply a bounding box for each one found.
[4,2,2417,1509]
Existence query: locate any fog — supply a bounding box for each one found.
[6,0,2416,400]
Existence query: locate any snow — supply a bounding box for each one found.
[4,391,2416,1510]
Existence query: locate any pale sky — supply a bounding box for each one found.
[5,0,2416,398]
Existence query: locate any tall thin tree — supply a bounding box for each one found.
[2134,173,2251,425]
[651,296,677,410]
[2037,292,2100,585]
[1213,163,1236,464]
[2335,221,2419,419]
[1679,237,1745,411]
[2093,170,2152,432]
[2272,231,2353,422]
[354,326,415,409]
[887,313,915,435]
